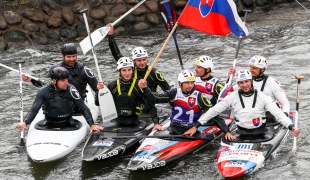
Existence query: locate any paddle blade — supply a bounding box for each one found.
[98,87,118,122]
[80,26,110,54]
[217,84,234,103]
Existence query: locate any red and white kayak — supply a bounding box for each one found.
[127,111,234,171]
[216,112,294,178]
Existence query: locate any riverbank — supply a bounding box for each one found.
[0,0,309,51]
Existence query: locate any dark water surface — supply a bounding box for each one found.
[0,6,310,180]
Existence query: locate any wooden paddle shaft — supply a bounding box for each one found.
[143,22,179,80]
[295,75,304,80]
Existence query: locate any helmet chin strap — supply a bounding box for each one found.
[202,69,211,78]
[252,68,265,80]
[53,80,61,91]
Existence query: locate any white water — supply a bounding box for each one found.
[0,5,310,180]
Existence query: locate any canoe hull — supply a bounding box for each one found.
[26,86,98,163]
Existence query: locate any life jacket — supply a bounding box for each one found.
[194,77,218,105]
[170,89,201,127]
[43,86,73,123]
[114,78,143,117]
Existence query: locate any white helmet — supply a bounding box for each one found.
[117,57,134,70]
[235,69,252,82]
[131,47,148,60]
[249,55,267,69]
[195,55,214,70]
[178,70,196,83]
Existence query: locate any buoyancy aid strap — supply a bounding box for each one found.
[260,75,269,91]
[117,78,136,96]
[252,89,258,108]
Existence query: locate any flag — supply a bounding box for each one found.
[177,0,249,36]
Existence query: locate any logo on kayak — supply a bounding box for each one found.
[100,91,108,96]
[199,0,214,17]
[252,117,260,126]
[141,145,159,151]
[188,97,196,108]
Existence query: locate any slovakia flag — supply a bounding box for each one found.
[177,0,249,36]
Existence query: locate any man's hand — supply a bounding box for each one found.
[107,23,114,35]
[90,125,104,134]
[17,122,26,132]
[183,126,197,136]
[227,66,236,79]
[138,79,147,89]
[152,124,164,131]
[22,71,31,82]
[224,132,236,140]
[292,127,300,137]
[97,81,104,90]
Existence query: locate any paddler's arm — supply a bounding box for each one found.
[138,79,164,131]
[22,71,45,87]
[107,23,123,62]
[71,85,103,133]
[17,87,46,132]
[265,94,300,137]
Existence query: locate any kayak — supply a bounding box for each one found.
[81,104,171,162]
[26,85,98,163]
[216,111,294,178]
[127,111,234,171]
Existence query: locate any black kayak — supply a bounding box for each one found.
[82,105,170,162]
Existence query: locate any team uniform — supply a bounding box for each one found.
[252,75,290,113]
[194,76,224,105]
[156,88,228,135]
[106,77,158,125]
[197,83,294,136]
[108,35,171,94]
[24,83,95,127]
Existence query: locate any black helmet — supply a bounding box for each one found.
[51,67,69,80]
[61,43,77,55]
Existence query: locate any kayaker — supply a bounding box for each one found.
[17,67,103,133]
[153,70,232,136]
[96,57,161,127]
[227,55,290,121]
[106,24,171,94]
[194,55,224,105]
[184,69,300,139]
[22,43,104,113]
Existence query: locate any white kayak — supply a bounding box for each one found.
[25,86,98,163]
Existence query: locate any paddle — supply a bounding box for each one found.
[157,0,183,70]
[80,9,118,122]
[0,62,39,81]
[217,9,251,103]
[292,75,304,154]
[79,0,147,54]
[16,60,25,145]
[100,134,212,140]
[144,23,179,80]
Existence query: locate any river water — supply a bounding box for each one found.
[0,5,310,180]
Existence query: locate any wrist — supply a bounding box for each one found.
[288,124,294,131]
[194,121,202,128]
